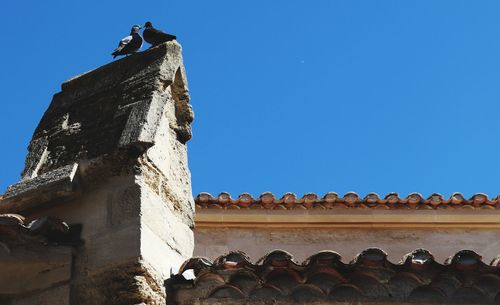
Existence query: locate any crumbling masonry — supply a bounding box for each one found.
[0,41,194,305]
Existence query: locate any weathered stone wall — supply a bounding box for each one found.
[1,42,195,305]
[0,246,72,305]
[194,227,500,263]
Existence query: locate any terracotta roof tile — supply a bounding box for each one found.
[170,249,500,304]
[195,192,500,210]
[0,213,76,249]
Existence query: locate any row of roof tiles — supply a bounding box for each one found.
[196,192,500,209]
[171,248,500,304]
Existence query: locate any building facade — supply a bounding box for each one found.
[0,42,499,304]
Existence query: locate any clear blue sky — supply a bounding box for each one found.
[1,1,500,198]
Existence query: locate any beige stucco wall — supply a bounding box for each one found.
[194,226,500,263]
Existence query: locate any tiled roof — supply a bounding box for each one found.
[0,213,73,248]
[196,192,500,210]
[169,249,500,304]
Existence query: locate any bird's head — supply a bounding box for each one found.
[144,21,153,29]
[131,24,142,33]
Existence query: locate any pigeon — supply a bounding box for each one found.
[111,25,143,58]
[143,21,177,47]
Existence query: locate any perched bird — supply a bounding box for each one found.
[111,25,143,58]
[143,21,177,47]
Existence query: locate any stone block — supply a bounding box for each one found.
[1,163,79,214]
[0,41,195,305]
[0,246,72,295]
[11,284,70,305]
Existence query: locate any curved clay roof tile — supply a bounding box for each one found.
[237,193,254,208]
[408,285,447,303]
[450,192,466,204]
[305,268,346,289]
[250,284,284,299]
[449,250,484,270]
[227,269,262,291]
[257,249,294,267]
[208,284,246,299]
[217,192,233,206]
[328,283,364,300]
[302,193,318,208]
[470,193,488,205]
[343,192,359,204]
[196,192,215,203]
[352,248,388,266]
[213,251,252,269]
[427,193,445,206]
[178,257,213,276]
[0,214,25,226]
[0,214,71,247]
[303,250,342,266]
[290,284,326,301]
[259,192,275,205]
[385,193,401,204]
[365,192,381,203]
[407,193,424,204]
[323,192,339,203]
[451,286,489,304]
[401,248,435,265]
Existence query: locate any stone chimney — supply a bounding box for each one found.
[1,42,194,305]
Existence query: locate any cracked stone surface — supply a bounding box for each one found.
[2,41,194,217]
[0,41,195,305]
